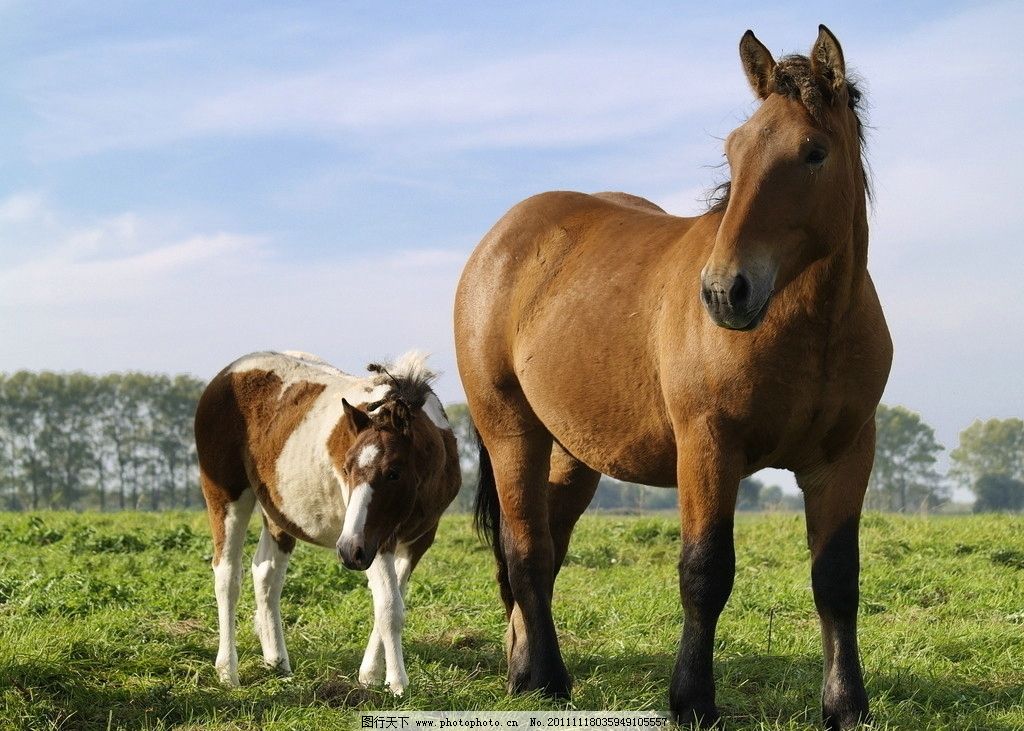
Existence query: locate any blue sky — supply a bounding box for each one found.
[1,1,1021,491]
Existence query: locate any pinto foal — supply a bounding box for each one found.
[194,351,460,694]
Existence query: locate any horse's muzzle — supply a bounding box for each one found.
[336,536,377,571]
[700,270,773,331]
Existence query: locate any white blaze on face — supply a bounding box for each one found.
[341,482,373,543]
[340,441,383,544]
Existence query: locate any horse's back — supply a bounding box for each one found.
[196,352,383,546]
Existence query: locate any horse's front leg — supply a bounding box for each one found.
[670,425,742,727]
[358,529,437,689]
[362,552,408,695]
[797,425,874,731]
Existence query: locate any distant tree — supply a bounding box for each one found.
[867,404,945,512]
[950,418,1023,491]
[444,403,478,511]
[736,477,763,511]
[760,484,785,509]
[0,371,204,511]
[972,474,1024,513]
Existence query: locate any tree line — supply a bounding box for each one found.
[0,372,203,511]
[0,371,1020,513]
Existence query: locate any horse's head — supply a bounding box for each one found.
[701,25,866,330]
[334,397,421,570]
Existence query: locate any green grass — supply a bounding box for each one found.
[0,511,1022,730]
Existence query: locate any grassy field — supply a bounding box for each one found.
[0,511,1022,730]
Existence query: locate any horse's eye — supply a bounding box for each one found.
[806,147,828,167]
[385,469,401,482]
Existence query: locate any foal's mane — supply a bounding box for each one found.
[364,351,438,426]
[707,53,869,212]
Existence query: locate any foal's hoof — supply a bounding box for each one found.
[671,703,721,729]
[386,672,409,697]
[264,658,292,677]
[216,669,240,688]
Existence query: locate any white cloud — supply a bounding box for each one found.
[17,34,738,158]
[0,194,467,400]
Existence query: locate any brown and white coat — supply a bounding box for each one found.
[194,350,460,694]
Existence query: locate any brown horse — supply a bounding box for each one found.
[454,26,891,730]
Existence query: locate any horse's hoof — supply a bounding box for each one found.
[386,673,409,696]
[671,703,722,729]
[507,666,571,699]
[216,669,240,688]
[823,706,872,731]
[264,658,292,676]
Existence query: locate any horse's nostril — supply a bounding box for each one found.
[700,285,713,307]
[353,545,365,565]
[730,274,751,310]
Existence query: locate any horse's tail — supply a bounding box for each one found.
[473,430,500,547]
[473,431,513,615]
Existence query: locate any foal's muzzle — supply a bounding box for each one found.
[336,536,378,571]
[700,269,773,331]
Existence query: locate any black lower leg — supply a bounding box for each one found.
[503,531,570,698]
[812,519,869,731]
[671,522,735,727]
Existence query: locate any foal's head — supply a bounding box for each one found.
[334,397,422,570]
[700,25,867,330]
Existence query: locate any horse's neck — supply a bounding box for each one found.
[790,200,869,329]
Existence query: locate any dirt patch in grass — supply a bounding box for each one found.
[316,675,375,708]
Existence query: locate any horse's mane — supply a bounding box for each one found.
[365,351,438,417]
[707,53,869,212]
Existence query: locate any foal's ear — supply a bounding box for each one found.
[811,24,846,94]
[740,30,776,100]
[342,399,371,435]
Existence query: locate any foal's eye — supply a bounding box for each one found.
[385,469,401,482]
[805,147,828,167]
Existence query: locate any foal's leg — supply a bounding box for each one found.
[487,429,570,697]
[363,552,408,695]
[359,528,437,688]
[670,426,742,726]
[207,486,256,687]
[797,427,874,731]
[251,515,295,674]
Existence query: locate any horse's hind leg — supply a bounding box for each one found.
[204,473,256,687]
[549,443,599,576]
[485,426,570,698]
[500,443,596,689]
[252,513,295,675]
[797,426,874,731]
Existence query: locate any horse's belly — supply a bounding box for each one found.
[517,360,678,485]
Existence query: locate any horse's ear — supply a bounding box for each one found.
[811,24,846,94]
[740,30,776,100]
[342,399,371,435]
